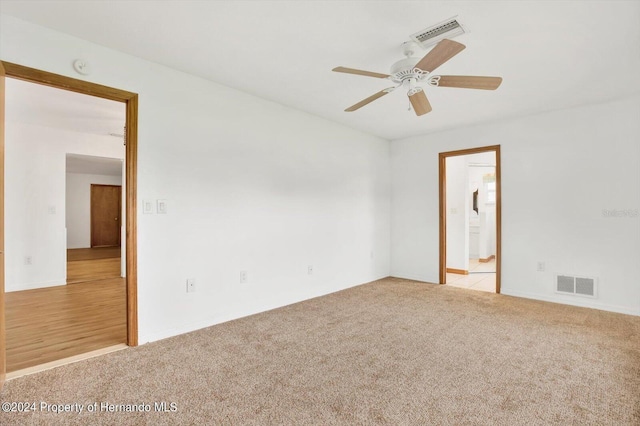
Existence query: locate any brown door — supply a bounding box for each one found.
[0,59,6,388]
[91,184,122,247]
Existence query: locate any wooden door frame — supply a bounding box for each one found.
[439,145,502,293]
[90,184,122,248]
[1,61,6,387]
[1,61,138,347]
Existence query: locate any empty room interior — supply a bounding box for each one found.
[0,1,639,424]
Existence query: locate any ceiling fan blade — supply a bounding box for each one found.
[436,75,503,90]
[415,39,466,73]
[408,90,432,116]
[333,66,390,79]
[345,89,391,112]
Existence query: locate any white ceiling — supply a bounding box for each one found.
[5,78,125,176]
[2,0,640,140]
[5,77,125,136]
[66,154,123,177]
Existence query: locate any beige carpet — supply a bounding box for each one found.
[2,278,639,425]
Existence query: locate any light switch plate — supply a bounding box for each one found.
[143,200,154,214]
[157,199,167,214]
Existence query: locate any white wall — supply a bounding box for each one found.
[0,15,391,342]
[445,156,468,271]
[66,172,123,249]
[391,96,640,315]
[467,157,496,260]
[4,121,125,291]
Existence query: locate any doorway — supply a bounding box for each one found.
[0,61,138,385]
[67,154,125,285]
[439,145,501,293]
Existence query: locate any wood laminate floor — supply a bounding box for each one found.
[6,249,127,372]
[67,247,122,283]
[67,247,121,261]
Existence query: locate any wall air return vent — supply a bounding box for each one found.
[410,17,466,48]
[555,275,597,298]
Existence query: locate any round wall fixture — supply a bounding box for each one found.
[73,59,91,75]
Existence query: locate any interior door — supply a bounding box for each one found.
[91,184,122,247]
[0,61,6,388]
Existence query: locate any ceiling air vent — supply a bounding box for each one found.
[410,17,466,48]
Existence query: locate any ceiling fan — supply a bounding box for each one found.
[332,39,502,116]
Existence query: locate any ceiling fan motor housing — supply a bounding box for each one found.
[390,57,421,75]
[390,42,429,84]
[390,61,429,86]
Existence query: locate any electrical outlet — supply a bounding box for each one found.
[537,261,546,272]
[240,271,248,283]
[24,256,32,265]
[186,278,196,293]
[307,265,313,275]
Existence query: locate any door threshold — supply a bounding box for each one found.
[6,344,128,381]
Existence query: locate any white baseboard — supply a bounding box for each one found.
[6,280,66,293]
[500,288,640,316]
[389,272,438,284]
[141,274,391,344]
